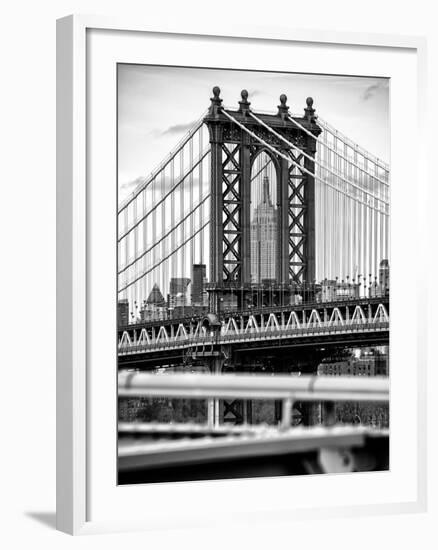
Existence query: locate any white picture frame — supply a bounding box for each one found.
[56,15,428,535]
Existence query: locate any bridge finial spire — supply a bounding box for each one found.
[238,89,251,114]
[277,94,290,120]
[304,97,316,122]
[209,86,223,117]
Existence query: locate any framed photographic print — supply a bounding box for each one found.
[56,16,427,535]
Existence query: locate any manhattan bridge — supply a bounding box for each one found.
[117,88,390,481]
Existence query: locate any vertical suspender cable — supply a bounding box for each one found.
[124,206,130,320]
[328,135,332,280]
[181,147,185,311]
[199,127,204,264]
[161,164,166,309]
[380,166,384,263]
[171,157,175,280]
[374,166,378,276]
[142,190,147,316]
[189,132,194,298]
[133,197,138,318]
[345,142,350,278]
[362,160,366,285]
[340,144,344,279]
[366,158,372,280]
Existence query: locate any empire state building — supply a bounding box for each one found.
[250,173,278,283]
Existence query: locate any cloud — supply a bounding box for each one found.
[119,174,205,205]
[362,82,385,102]
[161,120,198,136]
[121,177,144,194]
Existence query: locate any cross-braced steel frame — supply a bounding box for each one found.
[204,88,321,310]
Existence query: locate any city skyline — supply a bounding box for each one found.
[121,168,390,321]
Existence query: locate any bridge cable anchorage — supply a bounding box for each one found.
[317,116,389,174]
[286,115,389,187]
[220,109,388,215]
[118,193,211,274]
[118,113,207,214]
[118,148,211,243]
[248,111,389,199]
[118,219,209,294]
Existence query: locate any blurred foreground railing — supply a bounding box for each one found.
[118,373,389,480]
[119,372,388,427]
[119,372,388,400]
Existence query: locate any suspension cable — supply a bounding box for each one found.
[251,159,272,182]
[119,194,211,274]
[317,116,389,173]
[119,220,209,294]
[249,111,389,199]
[118,115,206,213]
[221,109,388,215]
[118,148,210,242]
[287,115,389,188]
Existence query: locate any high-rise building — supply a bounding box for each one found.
[117,298,129,326]
[191,264,207,305]
[379,259,389,296]
[140,284,167,321]
[317,349,388,377]
[169,277,191,297]
[250,174,277,283]
[369,259,390,298]
[168,277,191,309]
[319,280,360,302]
[146,283,166,307]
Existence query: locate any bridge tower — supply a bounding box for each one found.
[204,87,322,313]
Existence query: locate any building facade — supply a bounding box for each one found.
[191,264,207,305]
[250,174,278,283]
[117,298,129,326]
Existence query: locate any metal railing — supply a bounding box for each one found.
[119,372,388,401]
[119,372,389,428]
[118,373,389,472]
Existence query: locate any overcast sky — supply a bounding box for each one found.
[118,64,389,201]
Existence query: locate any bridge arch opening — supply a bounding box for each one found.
[249,150,279,285]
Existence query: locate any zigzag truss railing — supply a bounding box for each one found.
[118,302,389,350]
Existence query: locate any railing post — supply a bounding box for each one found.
[322,401,336,427]
[207,397,221,430]
[280,397,293,430]
[207,356,223,429]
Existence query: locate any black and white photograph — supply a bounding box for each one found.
[116,65,390,484]
[2,0,436,544]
